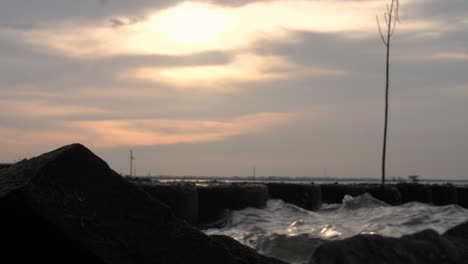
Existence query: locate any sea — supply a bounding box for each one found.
[203,193,468,264]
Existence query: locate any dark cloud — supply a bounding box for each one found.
[405,0,468,21]
[0,0,274,29]
[0,0,173,28]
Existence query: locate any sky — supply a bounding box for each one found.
[0,0,467,179]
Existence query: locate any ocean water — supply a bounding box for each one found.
[204,193,468,264]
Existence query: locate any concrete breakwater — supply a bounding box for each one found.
[128,179,468,227]
[1,143,467,264]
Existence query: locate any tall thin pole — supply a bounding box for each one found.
[377,0,399,185]
[382,22,390,185]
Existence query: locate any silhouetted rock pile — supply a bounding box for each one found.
[267,183,322,211]
[0,144,284,264]
[309,221,468,264]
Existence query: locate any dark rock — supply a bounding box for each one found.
[456,187,468,209]
[320,184,366,204]
[431,184,458,206]
[136,182,198,225]
[0,188,105,264]
[444,220,468,240]
[443,221,468,257]
[0,144,277,264]
[255,233,325,264]
[211,235,288,264]
[267,183,322,211]
[197,183,268,224]
[364,185,402,205]
[309,229,465,264]
[395,183,432,204]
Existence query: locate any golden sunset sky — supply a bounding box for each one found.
[1,0,467,178]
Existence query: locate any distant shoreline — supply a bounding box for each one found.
[125,175,468,185]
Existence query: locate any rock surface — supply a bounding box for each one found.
[211,235,288,264]
[309,221,468,264]
[0,144,281,264]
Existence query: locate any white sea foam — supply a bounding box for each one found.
[204,193,468,264]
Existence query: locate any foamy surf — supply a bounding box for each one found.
[204,193,468,264]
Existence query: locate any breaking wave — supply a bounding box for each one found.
[204,193,468,264]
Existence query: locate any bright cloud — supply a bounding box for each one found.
[5,0,436,57]
[70,112,298,147]
[124,53,345,90]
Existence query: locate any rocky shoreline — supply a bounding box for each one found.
[1,143,467,263]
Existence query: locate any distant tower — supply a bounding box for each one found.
[253,166,256,182]
[130,150,135,176]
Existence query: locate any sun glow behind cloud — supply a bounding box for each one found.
[125,53,346,90]
[5,0,434,57]
[154,2,233,44]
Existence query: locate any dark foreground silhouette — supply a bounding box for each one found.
[310,223,468,264]
[0,144,285,264]
[1,143,468,264]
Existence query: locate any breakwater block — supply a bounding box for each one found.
[395,183,432,204]
[0,144,282,264]
[431,184,458,206]
[197,183,268,224]
[267,183,322,211]
[364,185,402,206]
[136,182,198,225]
[320,184,366,204]
[456,187,468,209]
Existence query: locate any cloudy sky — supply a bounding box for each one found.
[0,0,467,179]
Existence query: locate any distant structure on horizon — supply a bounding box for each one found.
[408,175,420,183]
[0,163,14,169]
